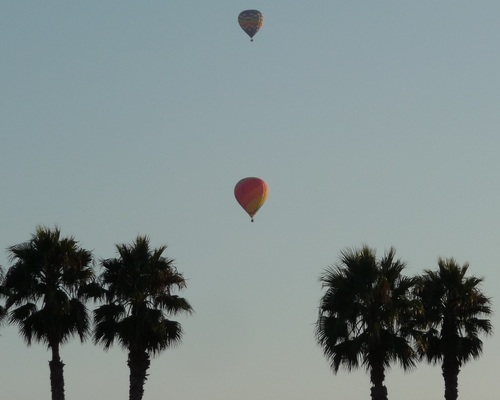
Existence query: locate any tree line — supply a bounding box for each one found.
[0,226,193,400]
[0,227,493,400]
[315,245,492,400]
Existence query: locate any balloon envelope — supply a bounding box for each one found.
[238,10,264,41]
[234,177,268,221]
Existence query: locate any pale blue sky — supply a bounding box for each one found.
[1,1,499,399]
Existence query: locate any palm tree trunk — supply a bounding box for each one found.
[128,350,151,400]
[442,356,460,400]
[49,343,65,400]
[370,363,388,400]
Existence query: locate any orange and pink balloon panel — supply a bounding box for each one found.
[234,177,269,222]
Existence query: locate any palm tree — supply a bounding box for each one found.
[413,258,492,400]
[315,245,417,400]
[0,266,6,326]
[94,235,193,400]
[2,226,94,400]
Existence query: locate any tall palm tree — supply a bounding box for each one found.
[414,258,492,400]
[3,226,94,400]
[94,235,193,400]
[315,245,417,400]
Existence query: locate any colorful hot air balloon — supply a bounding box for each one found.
[238,10,264,42]
[234,177,268,222]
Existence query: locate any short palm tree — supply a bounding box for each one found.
[414,258,492,400]
[3,226,94,400]
[315,245,417,400]
[0,266,6,325]
[94,235,193,400]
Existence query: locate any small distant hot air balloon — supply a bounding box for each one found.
[238,10,264,42]
[234,177,268,222]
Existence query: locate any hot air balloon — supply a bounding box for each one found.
[238,10,264,42]
[234,177,268,222]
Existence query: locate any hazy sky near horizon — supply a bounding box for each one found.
[1,2,499,399]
